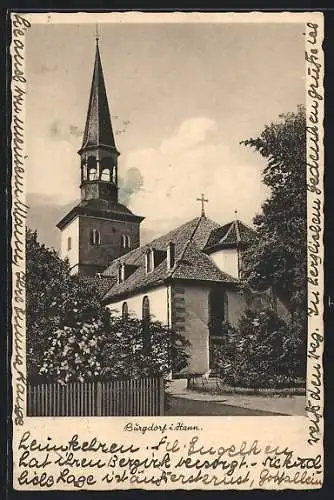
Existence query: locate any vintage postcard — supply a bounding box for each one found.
[11,11,324,490]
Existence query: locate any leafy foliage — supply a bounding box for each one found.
[240,105,307,348]
[212,310,303,388]
[26,229,190,383]
[41,315,190,383]
[26,229,108,381]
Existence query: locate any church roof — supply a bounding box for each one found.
[204,219,256,252]
[78,274,117,298]
[56,198,144,230]
[80,42,118,153]
[101,216,238,303]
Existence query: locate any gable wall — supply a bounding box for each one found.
[59,217,79,272]
[107,285,169,324]
[209,248,239,278]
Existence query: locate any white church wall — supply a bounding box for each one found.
[60,217,79,273]
[107,286,169,324]
[210,248,239,278]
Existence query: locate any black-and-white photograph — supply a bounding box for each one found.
[25,18,308,418]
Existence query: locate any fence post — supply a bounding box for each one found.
[96,381,102,417]
[159,378,165,416]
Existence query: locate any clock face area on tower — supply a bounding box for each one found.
[56,39,144,275]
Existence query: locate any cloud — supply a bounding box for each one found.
[160,117,216,154]
[27,116,269,249]
[49,120,84,141]
[119,167,144,206]
[124,116,269,237]
[69,124,83,138]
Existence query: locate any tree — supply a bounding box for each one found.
[26,229,189,383]
[26,229,108,381]
[240,105,307,355]
[213,310,303,389]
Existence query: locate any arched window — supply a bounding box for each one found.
[90,229,101,246]
[142,295,150,322]
[121,235,131,249]
[122,302,129,320]
[67,237,72,251]
[100,158,114,182]
[87,156,97,180]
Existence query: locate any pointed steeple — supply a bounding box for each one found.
[78,40,120,204]
[80,40,118,152]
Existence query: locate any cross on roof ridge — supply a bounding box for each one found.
[196,193,208,217]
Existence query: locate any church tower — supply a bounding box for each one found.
[57,39,144,276]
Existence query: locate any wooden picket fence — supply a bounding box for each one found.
[27,378,165,417]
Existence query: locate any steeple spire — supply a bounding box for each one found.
[80,40,118,153]
[78,41,120,205]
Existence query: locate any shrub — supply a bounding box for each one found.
[40,314,190,384]
[213,309,303,388]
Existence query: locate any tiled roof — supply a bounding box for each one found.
[78,275,117,298]
[204,219,256,252]
[101,216,237,302]
[57,198,144,230]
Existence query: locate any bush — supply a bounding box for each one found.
[213,309,303,389]
[40,314,190,384]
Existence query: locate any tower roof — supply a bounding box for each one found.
[80,41,118,152]
[204,219,257,252]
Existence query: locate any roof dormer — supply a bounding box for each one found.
[145,247,167,274]
[118,262,138,283]
[167,241,175,270]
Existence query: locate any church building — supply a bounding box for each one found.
[57,39,267,376]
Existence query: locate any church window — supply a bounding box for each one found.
[122,302,129,320]
[90,229,101,246]
[67,237,72,251]
[208,288,228,337]
[142,295,150,321]
[121,235,131,249]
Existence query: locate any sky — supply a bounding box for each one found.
[25,20,305,250]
